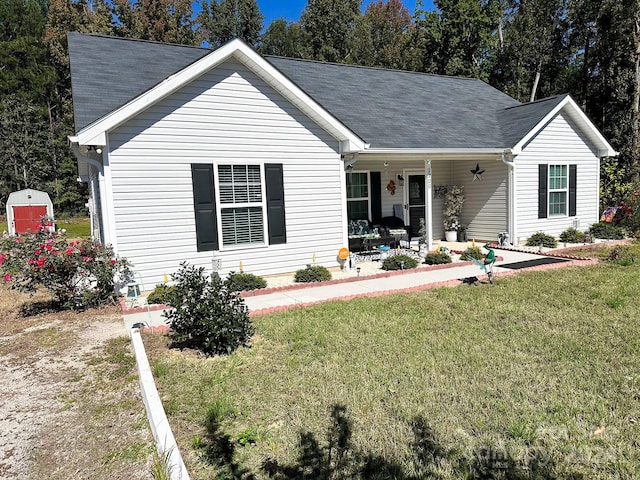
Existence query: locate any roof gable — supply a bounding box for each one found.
[69,34,365,152]
[502,95,617,157]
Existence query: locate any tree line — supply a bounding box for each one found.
[1,0,638,214]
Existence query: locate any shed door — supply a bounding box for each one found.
[13,205,47,234]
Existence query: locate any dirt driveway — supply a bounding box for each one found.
[0,288,153,479]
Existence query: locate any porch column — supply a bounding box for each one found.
[425,159,433,251]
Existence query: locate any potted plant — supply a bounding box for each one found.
[443,185,464,242]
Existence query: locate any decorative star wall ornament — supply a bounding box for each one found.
[470,163,485,181]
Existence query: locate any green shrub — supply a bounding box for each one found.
[589,222,625,240]
[423,252,452,265]
[381,254,419,271]
[164,262,254,356]
[605,245,636,266]
[147,283,178,305]
[460,246,484,261]
[559,227,587,244]
[0,232,131,310]
[294,265,332,283]
[525,232,558,248]
[227,272,267,291]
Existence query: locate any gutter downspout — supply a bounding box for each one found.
[501,149,516,245]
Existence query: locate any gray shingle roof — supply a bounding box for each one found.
[68,33,566,150]
[68,33,209,130]
[266,56,520,149]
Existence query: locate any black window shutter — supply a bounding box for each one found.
[265,163,286,244]
[538,164,548,219]
[370,171,382,223]
[191,164,218,251]
[569,164,577,216]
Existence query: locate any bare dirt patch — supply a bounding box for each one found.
[0,287,153,479]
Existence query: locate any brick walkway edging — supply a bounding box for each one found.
[130,327,190,480]
[248,257,597,316]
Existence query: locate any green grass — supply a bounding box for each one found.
[0,216,90,238]
[147,264,640,479]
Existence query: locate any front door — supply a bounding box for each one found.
[405,173,425,237]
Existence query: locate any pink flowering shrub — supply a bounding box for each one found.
[0,232,131,310]
[616,188,640,238]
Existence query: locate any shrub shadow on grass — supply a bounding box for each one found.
[259,405,567,480]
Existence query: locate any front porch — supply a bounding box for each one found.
[344,152,513,251]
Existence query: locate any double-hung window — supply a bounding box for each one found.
[548,165,568,216]
[218,165,265,246]
[346,171,370,221]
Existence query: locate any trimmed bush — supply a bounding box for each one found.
[559,227,587,244]
[381,254,419,271]
[423,252,452,265]
[460,246,484,261]
[164,262,254,356]
[147,283,178,305]
[589,222,625,240]
[294,265,332,283]
[227,272,267,291]
[526,232,558,248]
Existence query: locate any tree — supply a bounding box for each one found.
[491,0,569,101]
[300,0,361,63]
[259,18,306,57]
[0,97,52,207]
[352,0,411,68]
[199,0,263,48]
[113,0,197,45]
[433,0,505,79]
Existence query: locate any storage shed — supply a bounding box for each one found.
[6,189,55,235]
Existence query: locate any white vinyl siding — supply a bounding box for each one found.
[107,59,342,288]
[515,111,600,242]
[452,160,507,241]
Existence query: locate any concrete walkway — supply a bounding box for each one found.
[243,250,562,313]
[123,249,591,330]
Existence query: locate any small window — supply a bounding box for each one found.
[218,165,265,246]
[548,165,567,216]
[346,171,370,221]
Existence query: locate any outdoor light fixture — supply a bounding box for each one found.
[126,281,141,300]
[80,145,103,155]
[356,267,361,277]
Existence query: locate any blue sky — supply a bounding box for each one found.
[258,0,436,27]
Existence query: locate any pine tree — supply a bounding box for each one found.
[259,18,306,58]
[113,0,197,45]
[353,0,411,69]
[199,0,263,48]
[300,0,361,63]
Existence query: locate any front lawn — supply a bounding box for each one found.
[145,264,640,479]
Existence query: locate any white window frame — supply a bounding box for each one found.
[548,164,568,217]
[345,170,371,221]
[215,163,268,250]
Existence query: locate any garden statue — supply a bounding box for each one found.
[470,242,496,283]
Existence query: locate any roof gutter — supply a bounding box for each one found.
[360,148,505,160]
